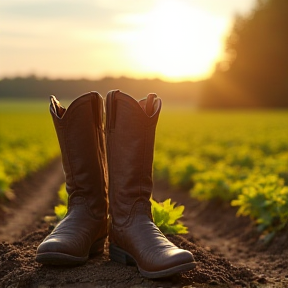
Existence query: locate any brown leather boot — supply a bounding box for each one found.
[106,90,196,278]
[36,92,108,265]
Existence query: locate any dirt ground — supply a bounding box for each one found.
[1,160,288,288]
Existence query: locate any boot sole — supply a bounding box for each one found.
[36,237,106,266]
[109,244,196,279]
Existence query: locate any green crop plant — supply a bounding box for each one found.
[54,204,67,221]
[54,183,68,220]
[231,174,288,236]
[151,198,188,235]
[0,166,11,199]
[54,184,188,235]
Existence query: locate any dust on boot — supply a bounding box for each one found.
[36,92,108,265]
[106,90,196,278]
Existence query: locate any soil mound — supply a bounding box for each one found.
[1,162,288,287]
[0,226,263,288]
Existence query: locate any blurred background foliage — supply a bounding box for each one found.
[201,0,288,108]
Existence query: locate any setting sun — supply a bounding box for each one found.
[117,0,228,81]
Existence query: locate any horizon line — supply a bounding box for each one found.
[0,74,209,84]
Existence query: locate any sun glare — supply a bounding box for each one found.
[120,0,228,82]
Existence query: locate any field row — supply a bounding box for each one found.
[154,109,288,235]
[1,101,288,236]
[0,101,59,198]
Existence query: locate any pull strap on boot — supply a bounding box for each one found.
[36,92,108,265]
[106,90,196,278]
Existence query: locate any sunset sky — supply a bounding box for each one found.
[0,0,256,82]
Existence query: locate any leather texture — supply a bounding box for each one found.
[106,90,196,278]
[36,92,108,265]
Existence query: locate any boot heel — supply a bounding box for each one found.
[90,237,106,255]
[109,244,136,265]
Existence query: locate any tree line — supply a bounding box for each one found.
[0,76,201,106]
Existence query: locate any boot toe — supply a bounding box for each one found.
[37,238,70,255]
[142,248,196,278]
[154,247,195,271]
[36,239,88,265]
[170,249,195,264]
[168,248,195,266]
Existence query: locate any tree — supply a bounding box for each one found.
[201,0,288,108]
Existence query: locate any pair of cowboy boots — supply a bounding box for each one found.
[36,90,196,278]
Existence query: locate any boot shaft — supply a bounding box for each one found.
[50,92,108,219]
[106,90,161,226]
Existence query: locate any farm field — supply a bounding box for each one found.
[155,109,288,236]
[0,99,288,287]
[0,100,59,199]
